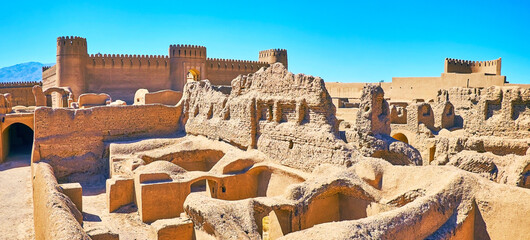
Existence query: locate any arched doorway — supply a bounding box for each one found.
[3,123,33,161]
[186,69,200,83]
[392,133,408,144]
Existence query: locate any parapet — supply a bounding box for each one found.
[0,81,42,88]
[259,49,288,69]
[57,36,87,55]
[258,49,287,58]
[444,58,501,75]
[87,53,169,68]
[206,58,268,72]
[169,44,206,59]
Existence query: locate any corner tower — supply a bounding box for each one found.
[259,49,288,69]
[56,36,88,99]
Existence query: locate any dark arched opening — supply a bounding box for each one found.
[6,123,33,158]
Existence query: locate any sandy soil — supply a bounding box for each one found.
[0,153,35,240]
[82,182,153,239]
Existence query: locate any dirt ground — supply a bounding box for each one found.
[82,182,153,239]
[0,153,35,240]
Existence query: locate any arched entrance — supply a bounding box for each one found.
[392,133,408,144]
[3,123,33,160]
[186,69,200,83]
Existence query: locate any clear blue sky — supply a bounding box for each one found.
[1,0,529,83]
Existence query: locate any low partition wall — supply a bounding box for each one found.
[32,162,89,240]
[32,104,182,182]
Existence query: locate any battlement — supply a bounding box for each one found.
[87,53,169,68]
[258,48,287,58]
[259,49,288,69]
[0,81,42,88]
[444,57,501,75]
[206,58,268,71]
[57,36,87,55]
[42,66,52,72]
[169,44,206,58]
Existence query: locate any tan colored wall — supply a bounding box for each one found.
[32,162,88,240]
[506,83,530,88]
[388,74,505,101]
[0,82,41,106]
[86,55,171,103]
[326,72,509,103]
[206,59,268,85]
[32,105,181,182]
[325,82,365,99]
[42,65,57,90]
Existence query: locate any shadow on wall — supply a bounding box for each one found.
[454,115,464,129]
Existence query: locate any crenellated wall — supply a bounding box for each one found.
[43,36,287,104]
[259,49,288,69]
[86,53,171,102]
[206,58,269,85]
[0,81,42,106]
[444,58,502,75]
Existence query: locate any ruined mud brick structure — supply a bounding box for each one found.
[27,64,530,239]
[41,36,288,103]
[0,35,528,239]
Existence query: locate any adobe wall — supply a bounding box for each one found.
[32,162,88,240]
[206,58,269,85]
[324,82,365,99]
[32,104,182,182]
[86,54,171,103]
[0,81,41,106]
[42,65,57,90]
[326,58,515,102]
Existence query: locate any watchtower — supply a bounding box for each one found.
[56,36,88,99]
[259,49,288,69]
[444,58,502,75]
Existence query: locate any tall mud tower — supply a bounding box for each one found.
[56,36,87,99]
[259,49,288,69]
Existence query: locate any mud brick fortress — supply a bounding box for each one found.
[0,35,529,240]
[41,36,287,104]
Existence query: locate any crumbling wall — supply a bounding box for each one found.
[181,63,356,170]
[390,103,407,124]
[32,162,89,240]
[355,84,390,136]
[33,104,181,182]
[346,85,422,165]
[447,86,530,138]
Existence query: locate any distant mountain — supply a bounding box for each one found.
[0,62,54,83]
